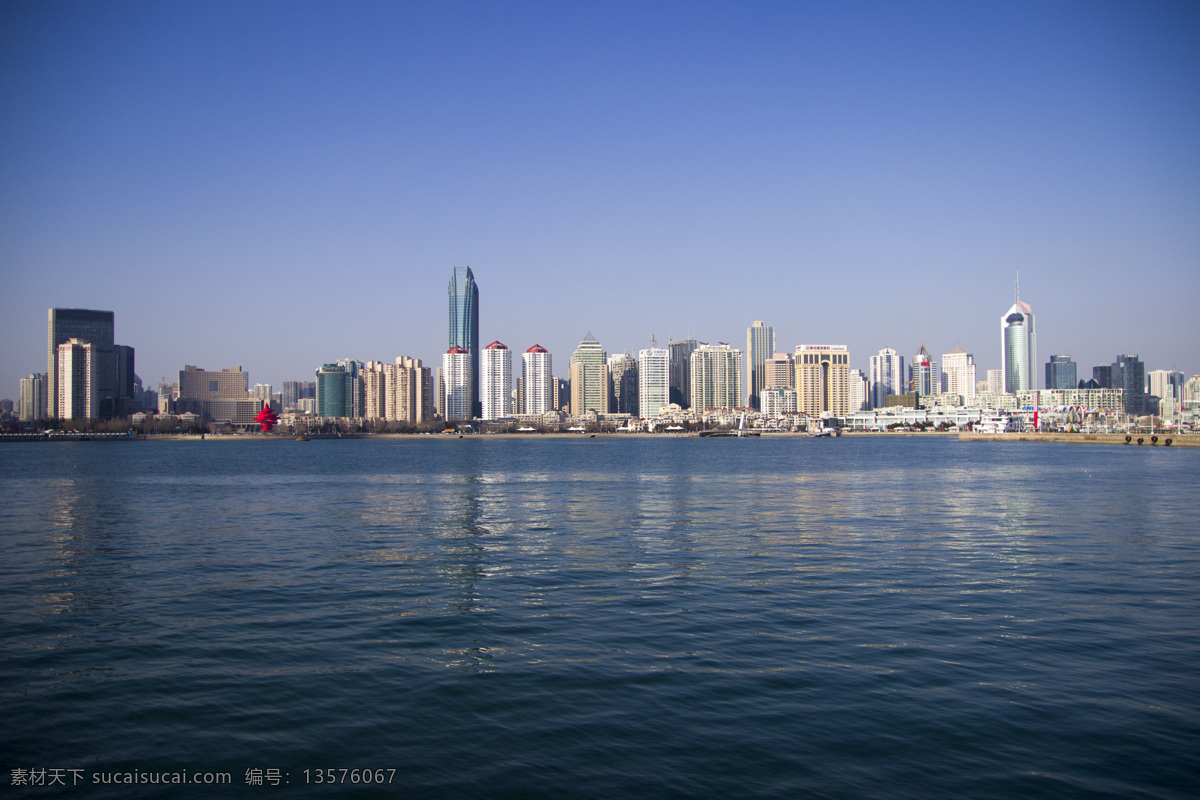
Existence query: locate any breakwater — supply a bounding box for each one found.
[959,431,1197,447]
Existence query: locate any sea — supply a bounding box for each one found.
[1,436,1197,798]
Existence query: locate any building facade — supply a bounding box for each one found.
[522,345,553,415]
[481,341,512,420]
[19,373,46,422]
[765,352,794,390]
[608,353,639,417]
[47,308,115,419]
[794,344,850,417]
[638,339,669,419]
[690,343,742,411]
[942,347,977,402]
[668,338,698,409]
[448,267,480,418]
[849,369,869,412]
[1111,354,1145,415]
[569,333,608,415]
[1001,297,1036,393]
[910,344,939,396]
[441,346,473,421]
[57,339,99,419]
[746,320,774,411]
[1046,355,1077,391]
[869,347,904,409]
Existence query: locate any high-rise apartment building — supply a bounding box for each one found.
[522,345,553,414]
[765,352,794,389]
[910,344,939,396]
[986,368,1003,395]
[1111,354,1145,415]
[1045,355,1077,391]
[448,267,480,418]
[1001,286,1036,393]
[746,321,775,411]
[56,339,99,419]
[19,373,46,422]
[441,346,473,421]
[849,369,869,412]
[794,344,850,417]
[637,338,669,419]
[47,308,115,419]
[569,333,608,415]
[869,348,904,409]
[690,343,742,411]
[942,347,977,402]
[761,386,797,417]
[608,353,639,417]
[481,341,512,420]
[388,356,433,423]
[668,338,698,408]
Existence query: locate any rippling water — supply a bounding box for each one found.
[2,437,1197,798]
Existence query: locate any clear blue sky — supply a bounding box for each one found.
[3,0,1198,396]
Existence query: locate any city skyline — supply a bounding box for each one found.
[2,3,1198,394]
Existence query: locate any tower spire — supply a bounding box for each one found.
[1015,269,1020,305]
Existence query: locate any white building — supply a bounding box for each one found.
[638,338,671,419]
[869,347,904,409]
[691,343,742,411]
[57,338,99,420]
[481,341,512,420]
[441,346,473,421]
[522,345,553,415]
[760,386,797,417]
[849,369,869,412]
[987,368,1003,396]
[942,347,977,403]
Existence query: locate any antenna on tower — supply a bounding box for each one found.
[1015,270,1020,304]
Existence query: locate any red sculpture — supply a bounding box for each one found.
[254,402,280,432]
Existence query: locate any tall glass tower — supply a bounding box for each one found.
[746,320,775,411]
[47,308,115,419]
[448,267,480,418]
[1001,293,1036,395]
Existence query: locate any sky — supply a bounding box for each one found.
[2,0,1198,397]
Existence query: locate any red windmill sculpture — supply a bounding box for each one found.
[254,401,280,432]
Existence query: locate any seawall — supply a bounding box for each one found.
[958,432,1198,447]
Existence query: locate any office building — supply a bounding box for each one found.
[1045,355,1077,391]
[1147,370,1185,405]
[1111,354,1145,415]
[638,338,669,419]
[56,339,99,419]
[668,338,698,408]
[690,343,742,411]
[869,348,904,409]
[794,344,850,417]
[1001,287,1036,393]
[19,373,47,422]
[746,321,774,410]
[315,363,357,419]
[942,347,977,402]
[765,352,794,389]
[522,345,553,414]
[910,345,939,396]
[608,353,639,417]
[481,341,512,420]
[554,378,569,412]
[569,333,608,415]
[441,346,473,421]
[448,266,480,418]
[1092,364,1113,389]
[47,308,115,418]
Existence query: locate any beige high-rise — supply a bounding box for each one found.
[794,345,850,417]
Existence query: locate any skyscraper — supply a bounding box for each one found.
[56,339,99,419]
[569,333,608,415]
[481,341,512,420]
[47,308,115,419]
[794,344,850,417]
[1046,355,1077,391]
[1111,354,1145,415]
[638,337,669,419]
[1001,282,1036,394]
[668,338,698,408]
[690,343,742,411]
[746,320,775,411]
[942,347,977,402]
[608,353,639,417]
[441,346,473,421]
[765,352,794,389]
[19,373,46,422]
[849,369,869,412]
[910,344,939,396]
[869,348,904,409]
[448,267,480,418]
[522,345,553,414]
